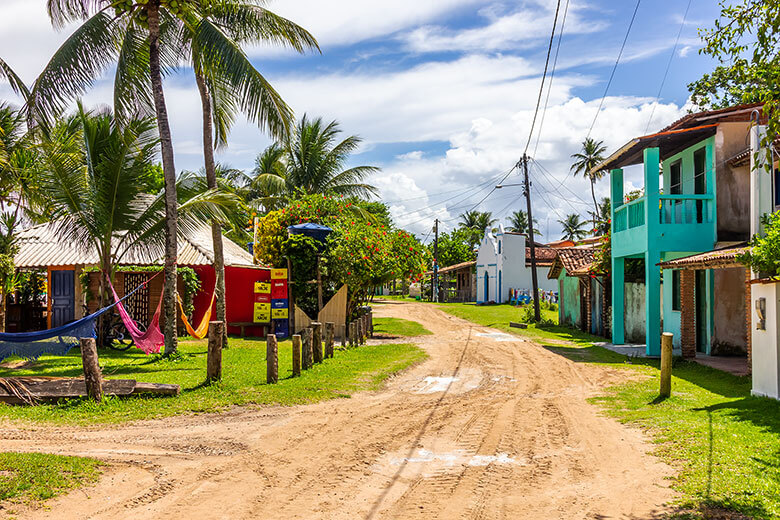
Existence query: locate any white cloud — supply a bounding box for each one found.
[678,45,693,58]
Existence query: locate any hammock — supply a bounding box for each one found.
[176,291,215,340]
[108,280,165,355]
[0,306,114,363]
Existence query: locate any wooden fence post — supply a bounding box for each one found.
[302,328,313,370]
[368,311,374,337]
[207,321,224,382]
[312,322,323,364]
[359,316,366,345]
[325,322,335,359]
[340,324,347,348]
[80,337,102,402]
[266,334,278,384]
[292,334,302,377]
[349,322,356,348]
[660,332,673,398]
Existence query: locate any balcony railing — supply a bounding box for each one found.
[613,197,645,233]
[659,194,713,225]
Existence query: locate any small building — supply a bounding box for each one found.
[598,103,767,356]
[475,225,558,304]
[10,223,271,338]
[548,247,610,337]
[426,260,476,302]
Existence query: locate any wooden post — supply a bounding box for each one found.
[292,334,302,377]
[312,322,323,364]
[368,311,374,337]
[80,337,102,402]
[349,322,356,348]
[302,327,313,370]
[660,332,673,398]
[340,324,347,348]
[325,322,335,359]
[359,316,366,345]
[207,321,224,382]
[266,334,278,384]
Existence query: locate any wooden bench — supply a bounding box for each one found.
[228,321,267,338]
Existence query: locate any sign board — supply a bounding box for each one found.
[253,302,271,323]
[254,282,271,294]
[271,268,288,280]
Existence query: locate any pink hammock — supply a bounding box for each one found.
[108,280,165,355]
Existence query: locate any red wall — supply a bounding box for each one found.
[187,265,271,338]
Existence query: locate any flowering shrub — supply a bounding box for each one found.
[739,211,780,277]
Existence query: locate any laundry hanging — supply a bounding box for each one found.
[176,291,216,340]
[108,279,165,355]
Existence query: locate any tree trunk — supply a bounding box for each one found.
[148,1,178,355]
[195,72,228,348]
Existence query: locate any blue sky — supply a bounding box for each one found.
[0,0,724,241]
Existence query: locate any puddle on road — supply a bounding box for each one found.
[475,332,519,342]
[408,368,483,394]
[415,376,460,393]
[385,449,523,472]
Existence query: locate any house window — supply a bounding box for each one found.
[672,270,681,311]
[498,240,501,254]
[670,161,682,195]
[694,148,707,194]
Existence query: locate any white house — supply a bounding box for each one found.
[475,225,558,303]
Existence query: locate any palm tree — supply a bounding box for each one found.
[458,210,496,234]
[570,138,608,221]
[35,0,300,353]
[186,2,317,346]
[558,214,589,241]
[39,106,237,335]
[506,210,540,235]
[251,116,379,207]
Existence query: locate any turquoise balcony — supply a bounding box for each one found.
[610,140,718,355]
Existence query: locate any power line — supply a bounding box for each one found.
[533,0,570,158]
[586,0,642,140]
[531,158,592,207]
[643,0,693,134]
[523,0,563,157]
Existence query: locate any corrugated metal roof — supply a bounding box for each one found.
[14,223,257,269]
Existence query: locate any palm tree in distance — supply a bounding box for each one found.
[570,138,608,221]
[558,214,589,242]
[458,210,497,235]
[251,116,379,208]
[506,210,540,236]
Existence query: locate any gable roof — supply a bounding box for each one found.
[14,223,259,269]
[547,247,597,279]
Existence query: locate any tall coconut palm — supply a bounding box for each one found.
[506,210,540,236]
[251,116,379,207]
[34,0,295,353]
[186,2,317,345]
[570,137,608,221]
[558,213,589,242]
[458,210,496,234]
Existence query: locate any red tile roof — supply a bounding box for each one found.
[547,248,597,279]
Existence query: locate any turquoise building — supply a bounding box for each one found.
[598,105,757,356]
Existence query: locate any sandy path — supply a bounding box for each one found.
[0,301,675,519]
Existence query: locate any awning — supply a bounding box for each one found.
[594,124,718,173]
[657,243,748,270]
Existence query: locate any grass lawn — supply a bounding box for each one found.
[372,317,432,337]
[0,337,426,425]
[432,301,780,518]
[0,452,102,505]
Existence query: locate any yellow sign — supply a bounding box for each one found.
[254,282,271,294]
[271,308,289,320]
[253,302,271,323]
[270,268,288,280]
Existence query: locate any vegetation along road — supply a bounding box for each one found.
[0,301,674,519]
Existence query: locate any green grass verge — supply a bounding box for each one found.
[0,338,427,425]
[432,301,780,518]
[0,452,102,505]
[373,317,432,337]
[433,302,604,345]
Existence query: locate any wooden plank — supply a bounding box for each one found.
[0,378,180,404]
[131,382,181,396]
[317,285,348,333]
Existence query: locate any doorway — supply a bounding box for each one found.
[484,271,489,302]
[695,270,708,353]
[51,269,75,328]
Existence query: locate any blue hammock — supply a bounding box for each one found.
[0,276,152,363]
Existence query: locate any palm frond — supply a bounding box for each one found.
[0,57,30,100]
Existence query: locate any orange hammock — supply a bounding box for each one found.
[176,292,216,339]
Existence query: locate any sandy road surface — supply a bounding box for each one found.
[0,301,675,519]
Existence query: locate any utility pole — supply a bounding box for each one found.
[433,219,439,303]
[522,154,541,322]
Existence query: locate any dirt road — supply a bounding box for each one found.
[0,301,675,519]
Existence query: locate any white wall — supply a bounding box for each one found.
[751,282,780,400]
[475,226,557,303]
